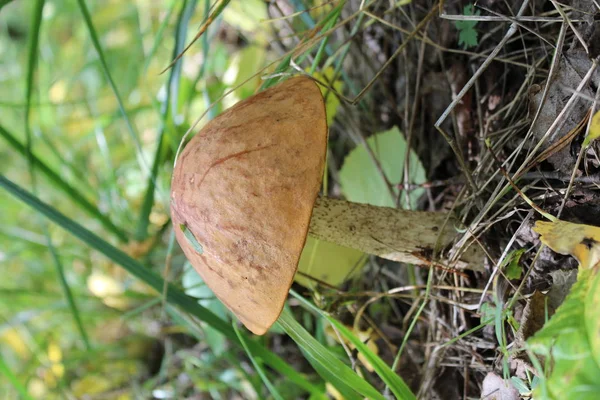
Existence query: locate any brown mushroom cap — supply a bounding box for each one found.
[171,76,327,334]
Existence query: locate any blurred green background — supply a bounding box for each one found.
[0,0,283,398]
[0,0,423,398]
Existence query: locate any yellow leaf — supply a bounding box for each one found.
[27,378,48,399]
[583,110,600,148]
[309,1,335,19]
[295,236,366,288]
[87,271,132,310]
[309,67,344,126]
[225,45,266,101]
[71,375,113,397]
[223,0,268,35]
[42,340,64,387]
[49,80,67,103]
[87,272,124,297]
[325,324,380,372]
[122,239,154,259]
[47,341,62,363]
[326,382,345,400]
[47,340,64,380]
[533,220,600,269]
[0,328,30,359]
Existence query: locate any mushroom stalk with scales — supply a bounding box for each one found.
[171,76,482,335]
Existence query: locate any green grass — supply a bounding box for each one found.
[0,0,418,397]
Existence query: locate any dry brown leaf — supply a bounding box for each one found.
[533,220,600,270]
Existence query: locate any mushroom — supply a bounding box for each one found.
[171,76,481,335]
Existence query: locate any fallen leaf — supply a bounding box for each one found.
[582,109,600,148]
[122,238,154,259]
[533,220,600,270]
[71,375,113,397]
[87,271,128,310]
[528,49,594,173]
[527,219,600,399]
[547,269,577,309]
[481,372,520,400]
[515,291,553,345]
[324,324,380,372]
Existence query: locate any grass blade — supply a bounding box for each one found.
[142,0,178,74]
[75,0,151,181]
[24,0,44,167]
[0,125,128,242]
[0,356,33,400]
[0,175,321,396]
[308,2,343,75]
[23,0,92,352]
[45,231,92,350]
[234,322,284,400]
[135,0,197,240]
[161,0,231,73]
[290,291,416,399]
[259,54,292,90]
[277,309,386,400]
[327,318,416,400]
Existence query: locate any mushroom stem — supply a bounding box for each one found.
[309,196,482,271]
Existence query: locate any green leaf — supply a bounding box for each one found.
[480,302,496,324]
[457,26,478,49]
[295,237,366,288]
[510,376,531,395]
[24,0,45,149]
[229,45,266,100]
[25,0,91,352]
[339,126,426,208]
[527,267,600,399]
[503,249,525,280]
[454,4,480,49]
[307,354,360,400]
[288,292,416,399]
[47,234,91,350]
[308,6,342,76]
